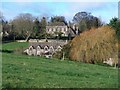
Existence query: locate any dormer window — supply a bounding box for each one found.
[50,46,54,51]
[44,46,49,51]
[29,46,34,50]
[37,46,41,51]
[28,46,34,55]
[56,46,62,51]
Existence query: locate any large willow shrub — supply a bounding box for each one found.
[69,26,118,64]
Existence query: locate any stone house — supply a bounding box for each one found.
[46,23,79,37]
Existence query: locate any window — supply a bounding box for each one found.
[62,28,65,32]
[53,28,56,32]
[64,28,66,32]
[57,28,60,32]
[49,28,52,32]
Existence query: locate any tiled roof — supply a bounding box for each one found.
[29,41,66,49]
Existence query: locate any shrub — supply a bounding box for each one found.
[62,43,71,59]
[53,51,63,59]
[14,47,26,55]
[69,26,118,64]
[53,43,71,60]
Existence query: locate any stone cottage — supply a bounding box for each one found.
[24,41,67,58]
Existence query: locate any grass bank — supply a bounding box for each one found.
[2,42,118,88]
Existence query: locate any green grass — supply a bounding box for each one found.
[2,42,118,88]
[2,42,28,51]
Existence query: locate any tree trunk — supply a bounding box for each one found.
[13,35,15,41]
[25,34,31,42]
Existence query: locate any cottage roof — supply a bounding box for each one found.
[29,41,66,49]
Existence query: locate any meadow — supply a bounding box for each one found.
[2,42,119,88]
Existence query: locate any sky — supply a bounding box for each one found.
[0,0,119,24]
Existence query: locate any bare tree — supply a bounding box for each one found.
[12,13,35,41]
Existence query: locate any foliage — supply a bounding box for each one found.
[62,43,71,59]
[73,11,103,32]
[1,21,11,40]
[1,12,104,41]
[39,17,47,35]
[73,12,90,23]
[2,42,118,88]
[49,16,67,26]
[32,18,40,38]
[32,17,48,39]
[69,26,118,64]
[53,43,71,59]
[2,14,48,40]
[109,17,120,40]
[54,31,63,39]
[78,19,88,32]
[32,17,47,39]
[53,51,63,59]
[11,13,35,41]
[51,16,66,23]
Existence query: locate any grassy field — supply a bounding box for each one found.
[2,42,119,88]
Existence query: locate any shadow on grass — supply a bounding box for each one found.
[0,50,14,53]
[2,40,14,44]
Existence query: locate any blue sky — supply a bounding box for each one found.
[0,0,119,23]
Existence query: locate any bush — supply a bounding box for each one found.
[14,47,26,55]
[53,51,63,59]
[53,42,72,60]
[69,26,118,64]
